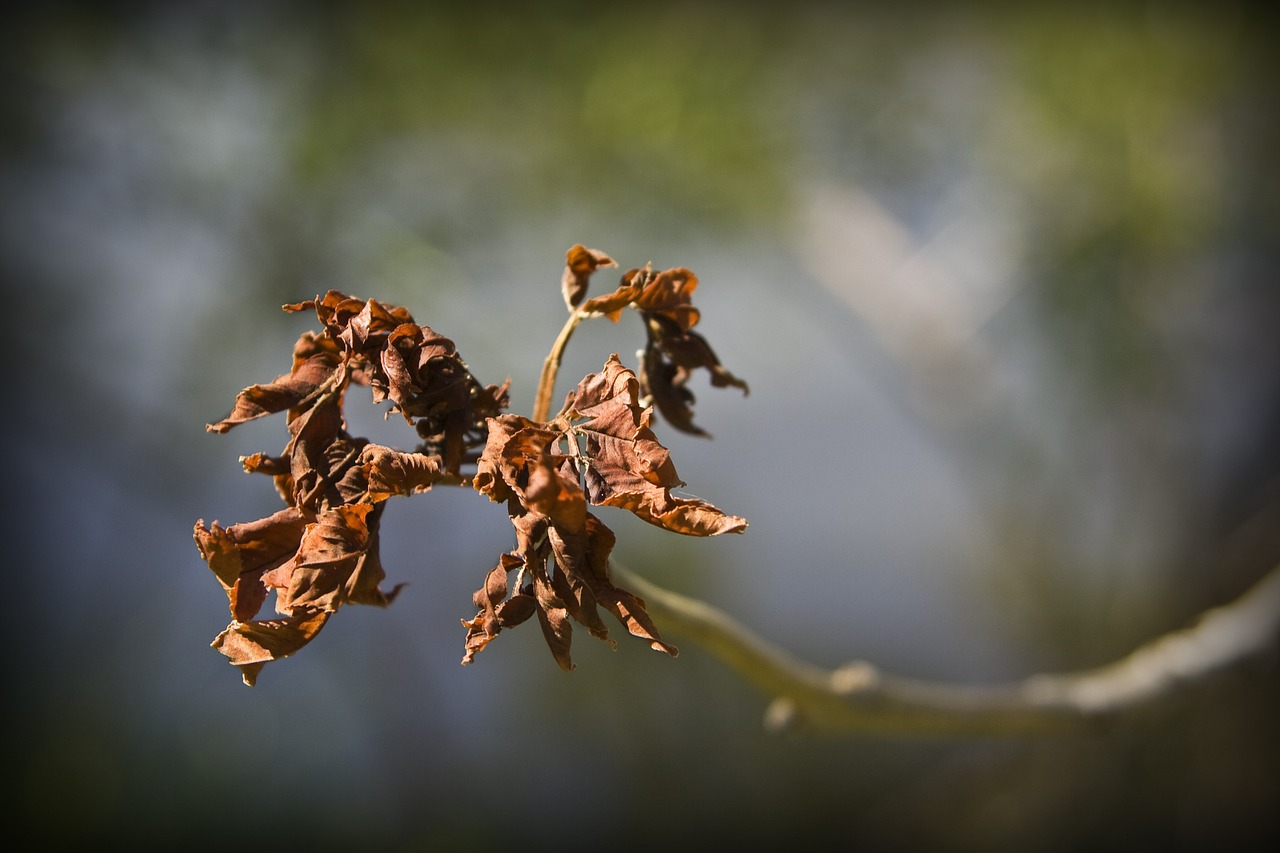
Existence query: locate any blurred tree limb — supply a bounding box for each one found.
[614,563,1280,736]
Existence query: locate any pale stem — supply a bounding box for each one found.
[533,310,583,422]
[612,562,1280,736]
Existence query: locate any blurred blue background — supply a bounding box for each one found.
[3,1,1278,848]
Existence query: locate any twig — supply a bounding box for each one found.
[612,563,1280,736]
[533,310,583,422]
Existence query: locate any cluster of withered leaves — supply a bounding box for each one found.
[195,246,748,683]
[565,244,749,437]
[194,292,508,685]
[466,354,747,669]
[454,247,749,669]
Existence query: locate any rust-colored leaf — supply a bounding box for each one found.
[200,503,403,682]
[577,274,644,322]
[286,291,414,358]
[240,452,289,477]
[599,586,677,657]
[194,507,311,622]
[532,568,575,671]
[377,323,458,411]
[546,517,614,645]
[561,244,616,310]
[565,355,748,536]
[462,553,523,664]
[475,414,586,531]
[638,318,749,436]
[357,445,446,502]
[207,347,343,434]
[576,263,702,329]
[573,262,747,434]
[212,609,331,686]
[344,522,406,607]
[628,265,701,331]
[265,504,376,614]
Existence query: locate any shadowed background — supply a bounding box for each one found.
[3,1,1278,848]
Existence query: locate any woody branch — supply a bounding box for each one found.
[613,562,1280,736]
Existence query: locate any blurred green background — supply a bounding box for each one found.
[3,0,1278,848]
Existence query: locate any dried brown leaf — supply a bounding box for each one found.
[598,585,677,657]
[357,445,446,502]
[562,244,617,310]
[266,504,376,614]
[194,507,311,622]
[212,609,331,686]
[573,263,747,435]
[207,347,343,434]
[565,355,748,536]
[462,553,523,664]
[639,315,749,437]
[532,568,575,671]
[475,414,586,531]
[627,265,701,331]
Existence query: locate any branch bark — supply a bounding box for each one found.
[613,563,1280,736]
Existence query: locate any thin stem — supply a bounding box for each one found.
[533,310,584,422]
